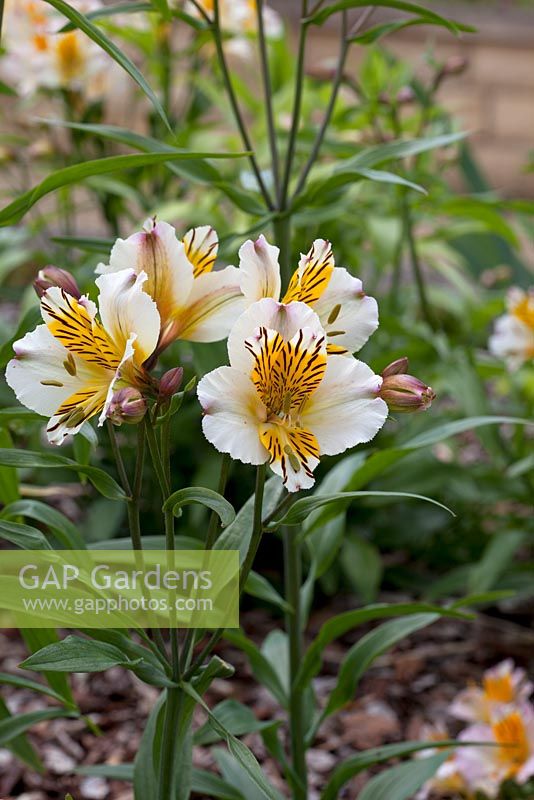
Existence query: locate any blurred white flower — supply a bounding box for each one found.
[489,287,534,370]
[415,724,467,800]
[0,0,111,97]
[456,704,534,798]
[185,0,283,57]
[197,298,387,492]
[450,658,533,724]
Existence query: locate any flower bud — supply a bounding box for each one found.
[442,55,468,76]
[159,367,184,399]
[106,387,147,425]
[396,86,415,104]
[34,266,81,299]
[379,362,435,413]
[381,357,409,378]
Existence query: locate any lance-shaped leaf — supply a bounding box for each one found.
[0,499,87,549]
[0,708,76,747]
[21,636,142,673]
[163,487,235,528]
[357,751,450,800]
[306,1,475,34]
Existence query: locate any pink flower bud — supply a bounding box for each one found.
[159,367,184,399]
[381,357,410,378]
[34,266,81,299]
[379,370,436,413]
[106,387,147,425]
[396,86,415,104]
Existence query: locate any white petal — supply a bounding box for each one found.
[96,269,160,364]
[96,219,194,330]
[302,357,388,455]
[175,266,245,343]
[197,366,268,465]
[239,235,281,304]
[313,268,379,354]
[489,314,534,370]
[227,298,324,373]
[182,225,219,276]
[6,325,106,418]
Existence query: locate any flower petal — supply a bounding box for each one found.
[259,421,319,492]
[302,356,387,455]
[96,219,194,332]
[282,239,334,305]
[313,268,379,355]
[197,366,268,465]
[182,226,219,277]
[96,269,160,365]
[489,314,534,370]
[227,298,324,373]
[239,235,281,303]
[174,265,245,343]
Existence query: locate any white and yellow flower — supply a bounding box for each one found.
[415,724,468,800]
[450,659,533,725]
[0,0,111,97]
[456,704,534,798]
[96,218,244,354]
[6,270,160,445]
[197,298,388,492]
[238,235,379,356]
[489,287,534,370]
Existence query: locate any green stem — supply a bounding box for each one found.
[158,688,183,800]
[212,0,273,209]
[256,0,281,205]
[280,0,309,209]
[273,215,292,288]
[400,191,435,329]
[284,527,307,799]
[183,464,267,681]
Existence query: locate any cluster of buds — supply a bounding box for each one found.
[379,357,435,413]
[106,387,147,426]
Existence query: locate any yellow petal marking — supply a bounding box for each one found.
[182,227,219,277]
[483,673,514,704]
[282,240,334,306]
[246,327,326,417]
[511,294,534,330]
[55,32,85,83]
[493,711,530,776]
[48,386,109,436]
[259,422,319,484]
[42,291,121,371]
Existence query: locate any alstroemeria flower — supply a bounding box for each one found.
[0,0,111,97]
[489,287,534,370]
[456,704,534,798]
[450,659,533,724]
[96,219,244,354]
[238,236,379,356]
[6,270,160,445]
[415,724,467,800]
[185,0,283,54]
[197,298,388,492]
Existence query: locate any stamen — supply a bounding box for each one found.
[41,380,63,387]
[284,444,301,473]
[327,304,341,324]
[327,330,346,337]
[63,353,77,376]
[282,392,292,415]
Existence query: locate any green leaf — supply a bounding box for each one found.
[0,696,43,772]
[273,491,454,528]
[0,708,73,747]
[296,602,470,690]
[0,672,75,707]
[194,699,277,746]
[350,17,426,43]
[403,416,533,450]
[0,151,247,227]
[60,3,154,31]
[134,691,166,800]
[192,768,244,800]
[1,499,87,549]
[323,614,437,718]
[181,683,284,800]
[151,0,170,19]
[215,476,283,563]
[357,752,450,800]
[0,429,20,505]
[0,306,41,368]
[245,572,291,612]
[51,235,115,254]
[0,449,126,500]
[0,519,53,549]
[321,740,458,800]
[85,629,172,688]
[76,764,134,780]
[42,0,172,133]
[450,591,515,610]
[341,535,382,604]
[306,1,474,34]
[163,487,235,528]
[468,531,526,594]
[21,636,142,673]
[353,168,426,193]
[224,630,288,708]
[21,629,74,706]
